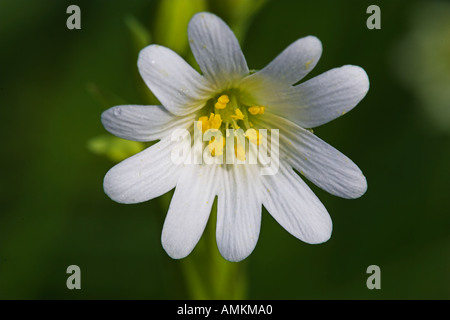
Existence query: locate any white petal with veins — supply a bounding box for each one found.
[188,12,249,90]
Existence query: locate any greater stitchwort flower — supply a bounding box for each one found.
[102,12,369,262]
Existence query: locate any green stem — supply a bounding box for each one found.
[175,198,248,300]
[207,200,248,300]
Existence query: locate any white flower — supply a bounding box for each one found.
[101,12,369,262]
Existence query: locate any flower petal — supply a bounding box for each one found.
[161,164,217,259]
[244,65,369,128]
[188,12,249,90]
[261,164,332,244]
[241,36,322,87]
[138,45,212,116]
[255,113,367,199]
[101,105,195,142]
[216,165,262,262]
[103,137,181,204]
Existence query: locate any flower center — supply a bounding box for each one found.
[196,91,265,160]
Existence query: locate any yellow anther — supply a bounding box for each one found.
[245,128,257,141]
[197,116,210,132]
[215,102,227,109]
[248,106,265,115]
[245,128,262,145]
[215,95,229,109]
[198,116,209,123]
[231,108,244,120]
[208,136,225,156]
[218,95,229,104]
[209,113,222,129]
[197,113,221,133]
[248,106,260,115]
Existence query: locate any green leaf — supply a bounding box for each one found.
[87,134,146,162]
[154,0,208,55]
[124,15,152,52]
[86,83,127,110]
[209,0,270,42]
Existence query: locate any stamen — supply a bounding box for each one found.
[208,136,225,156]
[198,92,267,161]
[209,113,222,129]
[218,95,229,104]
[245,128,262,145]
[197,113,222,132]
[231,108,244,120]
[197,115,210,132]
[215,95,229,109]
[231,119,240,130]
[248,106,260,115]
[248,106,265,115]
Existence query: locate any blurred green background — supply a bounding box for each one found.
[1,0,450,299]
